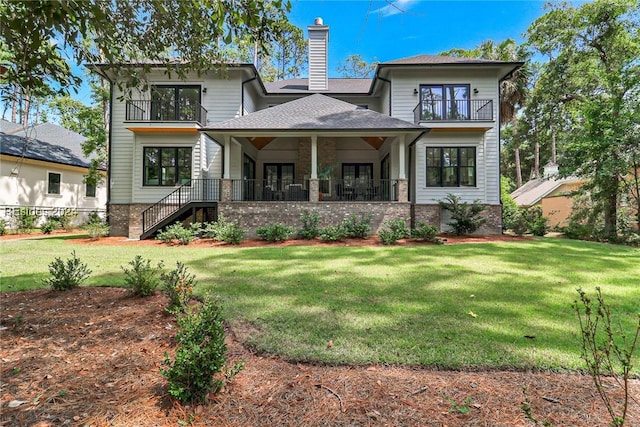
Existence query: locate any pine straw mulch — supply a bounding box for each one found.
[1,234,639,426]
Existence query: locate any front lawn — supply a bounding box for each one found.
[1,237,638,372]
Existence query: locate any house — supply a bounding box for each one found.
[94,18,522,239]
[511,164,584,228]
[0,121,107,227]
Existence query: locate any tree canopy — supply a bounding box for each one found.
[0,0,292,94]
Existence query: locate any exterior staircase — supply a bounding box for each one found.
[140,179,221,239]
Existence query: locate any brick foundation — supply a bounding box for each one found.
[218,202,411,238]
[108,203,152,239]
[412,203,502,235]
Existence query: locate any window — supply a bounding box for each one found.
[426,147,476,187]
[47,172,61,195]
[150,85,201,121]
[143,147,192,186]
[420,84,470,120]
[342,163,373,186]
[85,181,96,198]
[264,163,294,190]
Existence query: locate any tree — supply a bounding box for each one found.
[337,54,378,78]
[0,0,291,94]
[526,0,640,237]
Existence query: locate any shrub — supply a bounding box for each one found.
[157,222,201,245]
[341,213,373,238]
[40,219,58,234]
[43,251,92,291]
[506,206,548,237]
[378,219,410,245]
[121,255,163,297]
[298,209,321,240]
[439,194,487,235]
[85,211,103,225]
[85,221,110,240]
[319,225,346,242]
[202,215,245,244]
[161,297,240,403]
[16,208,37,234]
[0,219,6,235]
[256,223,296,242]
[574,288,639,427]
[50,211,77,231]
[411,221,440,243]
[161,262,196,314]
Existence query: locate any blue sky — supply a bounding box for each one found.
[288,0,550,76]
[73,0,552,104]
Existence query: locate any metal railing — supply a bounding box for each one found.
[231,179,309,201]
[142,179,221,233]
[321,179,398,202]
[413,99,493,123]
[125,100,208,124]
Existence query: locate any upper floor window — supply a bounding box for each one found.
[426,147,476,187]
[150,85,201,121]
[47,172,61,195]
[85,180,96,198]
[143,147,192,186]
[419,84,470,120]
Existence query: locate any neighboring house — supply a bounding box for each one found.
[511,164,584,228]
[0,120,107,227]
[94,19,522,239]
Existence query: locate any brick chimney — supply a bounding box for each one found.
[308,17,329,91]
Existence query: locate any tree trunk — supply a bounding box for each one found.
[533,138,540,179]
[11,85,18,123]
[550,122,557,165]
[603,175,618,238]
[22,92,30,127]
[515,145,523,188]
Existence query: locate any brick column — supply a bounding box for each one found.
[309,179,319,202]
[221,179,233,202]
[396,179,408,202]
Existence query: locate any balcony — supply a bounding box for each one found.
[413,99,493,123]
[125,100,207,125]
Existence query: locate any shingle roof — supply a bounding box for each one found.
[0,123,94,169]
[0,119,23,133]
[381,54,516,65]
[511,176,582,207]
[264,78,372,94]
[203,94,424,132]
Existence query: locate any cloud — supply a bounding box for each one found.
[370,0,418,17]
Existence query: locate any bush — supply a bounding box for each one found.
[378,219,410,245]
[319,225,346,242]
[256,223,296,242]
[121,255,163,297]
[157,222,201,245]
[0,219,6,235]
[43,251,92,291]
[341,213,373,238]
[506,206,548,237]
[161,297,240,403]
[85,221,110,240]
[85,211,103,226]
[298,209,321,240]
[16,208,37,234]
[439,194,487,235]
[49,211,77,231]
[202,215,245,244]
[411,221,440,243]
[161,262,196,314]
[40,219,58,234]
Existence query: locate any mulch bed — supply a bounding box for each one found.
[1,234,638,426]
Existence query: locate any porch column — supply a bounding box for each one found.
[310,135,318,179]
[223,135,231,179]
[398,134,406,179]
[397,135,408,202]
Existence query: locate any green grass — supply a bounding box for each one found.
[1,236,638,372]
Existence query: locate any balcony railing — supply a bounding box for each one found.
[125,100,207,124]
[228,179,399,202]
[324,179,398,201]
[231,179,310,201]
[413,99,493,123]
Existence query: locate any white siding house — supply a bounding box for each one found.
[96,19,521,239]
